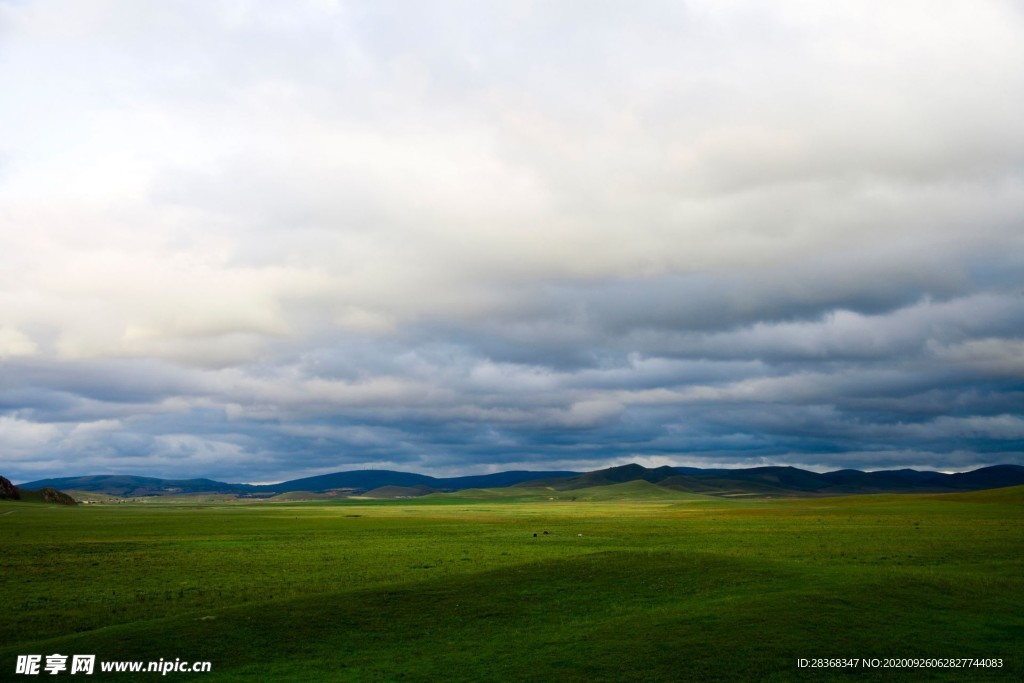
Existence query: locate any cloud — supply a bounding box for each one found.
[0,1,1022,481]
[0,327,36,358]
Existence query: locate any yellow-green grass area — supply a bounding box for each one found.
[1,485,1021,681]
[62,491,125,504]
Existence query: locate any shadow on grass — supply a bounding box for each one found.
[4,550,1020,681]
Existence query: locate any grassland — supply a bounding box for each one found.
[2,485,1022,681]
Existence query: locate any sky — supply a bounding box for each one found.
[1,0,1023,484]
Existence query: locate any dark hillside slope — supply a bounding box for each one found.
[523,464,678,490]
[435,470,579,489]
[254,470,435,493]
[946,464,1024,490]
[2,475,76,505]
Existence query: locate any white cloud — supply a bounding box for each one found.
[0,416,62,458]
[931,338,1024,378]
[0,326,37,358]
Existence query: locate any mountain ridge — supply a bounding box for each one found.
[18,463,1024,498]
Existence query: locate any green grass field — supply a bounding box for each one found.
[2,486,1022,681]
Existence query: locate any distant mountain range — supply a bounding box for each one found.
[17,463,1024,499]
[16,469,579,498]
[523,463,1024,497]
